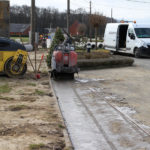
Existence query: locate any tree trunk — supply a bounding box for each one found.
[95,27,98,50]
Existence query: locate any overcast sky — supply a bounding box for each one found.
[10,0,150,23]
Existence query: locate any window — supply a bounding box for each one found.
[135,28,150,38]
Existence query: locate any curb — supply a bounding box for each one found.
[49,78,74,150]
[45,60,74,150]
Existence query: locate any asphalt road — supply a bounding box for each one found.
[134,57,150,69]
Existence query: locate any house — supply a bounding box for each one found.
[10,23,30,36]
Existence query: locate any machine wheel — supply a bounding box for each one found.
[134,48,141,58]
[51,70,58,80]
[4,57,27,77]
[70,73,74,79]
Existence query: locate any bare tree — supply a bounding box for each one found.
[90,13,106,49]
[77,23,87,36]
[10,5,114,36]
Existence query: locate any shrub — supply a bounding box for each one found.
[77,51,111,59]
[78,56,134,69]
[46,28,65,67]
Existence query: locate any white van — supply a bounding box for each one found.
[104,22,150,57]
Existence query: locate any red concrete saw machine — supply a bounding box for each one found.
[51,41,79,79]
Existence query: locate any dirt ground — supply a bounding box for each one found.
[0,51,70,150]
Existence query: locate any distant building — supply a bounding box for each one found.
[10,23,30,36]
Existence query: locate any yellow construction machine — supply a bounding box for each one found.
[0,37,28,77]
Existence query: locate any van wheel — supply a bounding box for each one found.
[134,48,141,58]
[99,44,103,48]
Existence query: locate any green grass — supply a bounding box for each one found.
[9,105,30,111]
[0,96,14,101]
[10,36,29,43]
[35,89,46,96]
[91,39,104,42]
[29,143,45,150]
[0,84,11,94]
[27,83,36,87]
[58,124,65,129]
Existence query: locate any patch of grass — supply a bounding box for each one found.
[93,49,110,53]
[27,83,36,87]
[9,105,30,111]
[0,84,11,94]
[29,143,45,150]
[10,36,29,43]
[0,96,14,101]
[35,89,46,96]
[58,124,65,129]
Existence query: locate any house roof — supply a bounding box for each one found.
[10,23,30,33]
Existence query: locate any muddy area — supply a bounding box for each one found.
[0,51,70,150]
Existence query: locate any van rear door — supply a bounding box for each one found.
[104,24,118,51]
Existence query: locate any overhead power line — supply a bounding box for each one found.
[126,0,150,3]
[92,2,150,11]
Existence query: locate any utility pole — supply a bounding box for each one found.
[67,0,70,34]
[31,0,37,77]
[89,1,92,42]
[31,0,35,49]
[111,8,113,23]
[0,1,10,38]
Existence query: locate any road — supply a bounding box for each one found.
[134,57,150,69]
[52,57,150,150]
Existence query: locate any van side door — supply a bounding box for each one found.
[126,28,136,52]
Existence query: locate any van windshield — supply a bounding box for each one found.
[135,28,150,38]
